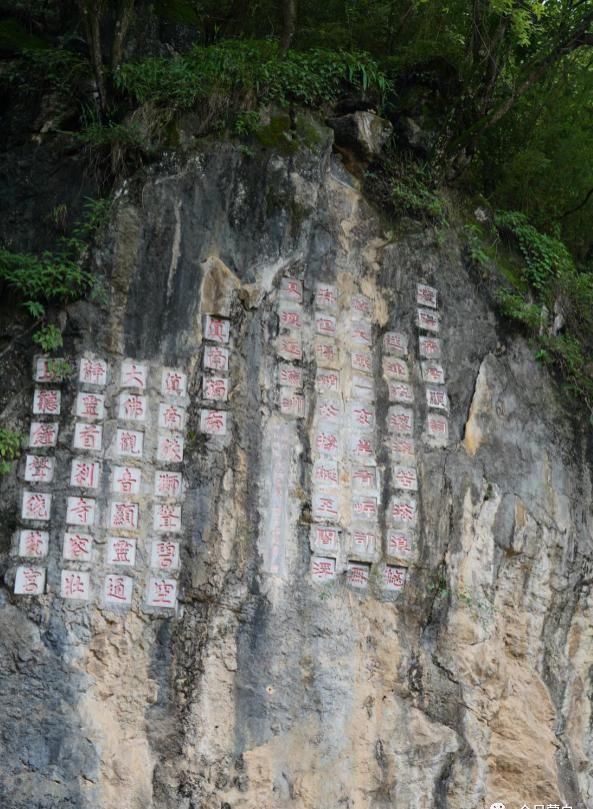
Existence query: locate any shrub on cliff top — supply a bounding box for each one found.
[115,40,389,112]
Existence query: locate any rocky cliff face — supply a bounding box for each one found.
[1,120,593,809]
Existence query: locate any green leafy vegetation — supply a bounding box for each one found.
[0,428,21,476]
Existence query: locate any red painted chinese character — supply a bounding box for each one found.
[117,467,138,493]
[73,462,96,487]
[355,437,373,455]
[22,568,43,593]
[63,573,86,596]
[81,359,105,384]
[25,531,44,556]
[112,538,134,563]
[31,424,56,446]
[157,505,180,530]
[29,456,51,480]
[155,542,177,569]
[119,431,138,454]
[79,424,101,449]
[107,576,127,601]
[206,318,227,341]
[123,363,145,386]
[164,372,183,394]
[205,378,227,399]
[25,494,49,519]
[393,502,415,521]
[280,310,301,327]
[354,407,373,426]
[316,432,337,452]
[353,469,374,486]
[160,436,182,462]
[71,498,91,522]
[205,411,224,431]
[112,503,137,528]
[152,580,175,604]
[81,394,101,417]
[69,534,90,558]
[123,395,144,419]
[204,347,228,370]
[37,390,59,413]
[156,473,180,495]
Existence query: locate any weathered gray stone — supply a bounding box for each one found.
[327,111,393,161]
[0,130,592,809]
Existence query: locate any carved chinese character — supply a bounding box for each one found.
[35,357,62,383]
[33,388,61,415]
[315,370,340,393]
[315,283,337,310]
[63,532,92,561]
[21,491,51,521]
[388,381,414,404]
[107,536,137,566]
[352,351,372,374]
[203,376,229,402]
[60,570,90,600]
[421,361,445,385]
[312,460,339,487]
[154,470,183,497]
[161,368,187,397]
[109,501,138,530]
[390,496,417,526]
[73,422,103,452]
[115,428,143,457]
[351,322,372,346]
[14,565,45,595]
[383,331,408,356]
[24,454,55,483]
[383,357,409,381]
[157,433,184,463]
[310,526,339,553]
[118,393,146,422]
[279,276,303,303]
[70,459,100,489]
[18,529,49,558]
[29,421,58,448]
[426,414,448,446]
[387,435,416,458]
[278,305,303,330]
[315,314,336,337]
[351,402,375,428]
[278,363,303,388]
[387,406,414,435]
[386,529,413,559]
[158,403,185,432]
[315,427,339,457]
[417,308,440,333]
[393,465,418,491]
[277,333,302,361]
[311,556,336,582]
[66,496,96,527]
[351,294,372,319]
[104,574,133,606]
[382,565,407,591]
[120,359,147,389]
[419,336,441,359]
[199,409,227,435]
[146,576,178,608]
[426,386,449,411]
[317,398,341,422]
[204,315,230,344]
[350,434,376,466]
[312,492,339,521]
[279,389,305,418]
[351,529,376,554]
[75,392,105,420]
[417,283,438,309]
[112,465,141,495]
[203,345,230,372]
[346,562,370,588]
[150,540,180,571]
[352,496,378,521]
[153,503,182,533]
[352,374,375,401]
[79,357,108,386]
[351,467,378,491]
[315,340,338,368]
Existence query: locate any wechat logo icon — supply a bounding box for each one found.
[489,803,506,809]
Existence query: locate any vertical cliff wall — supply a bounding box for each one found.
[1,122,593,809]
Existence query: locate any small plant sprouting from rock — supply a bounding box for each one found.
[0,428,21,476]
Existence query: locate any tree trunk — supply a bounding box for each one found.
[281,0,297,52]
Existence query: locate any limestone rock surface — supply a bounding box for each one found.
[1,127,592,809]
